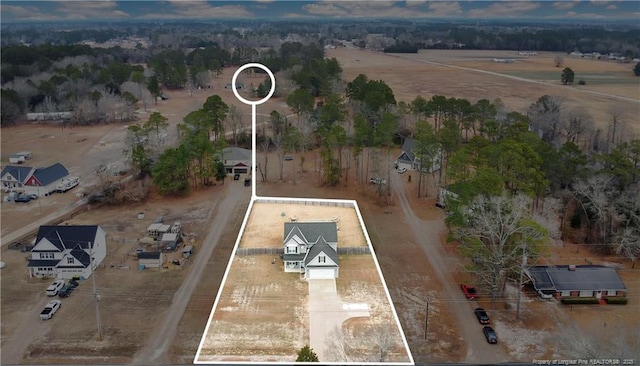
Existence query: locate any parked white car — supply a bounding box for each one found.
[397,167,408,174]
[40,300,61,320]
[369,177,387,185]
[46,280,65,296]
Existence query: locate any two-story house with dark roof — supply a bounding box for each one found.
[395,138,442,173]
[1,165,35,192]
[24,163,69,197]
[282,221,339,280]
[27,225,107,279]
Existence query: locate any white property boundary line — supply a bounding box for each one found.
[194,196,415,365]
[194,63,414,365]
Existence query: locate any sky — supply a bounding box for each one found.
[1,1,639,23]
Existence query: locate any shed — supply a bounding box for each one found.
[161,232,182,251]
[137,252,164,268]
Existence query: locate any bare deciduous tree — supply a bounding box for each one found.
[454,194,550,299]
[564,108,594,147]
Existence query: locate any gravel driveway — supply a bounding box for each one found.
[390,172,509,363]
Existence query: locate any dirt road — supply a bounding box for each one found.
[390,172,509,364]
[132,180,250,364]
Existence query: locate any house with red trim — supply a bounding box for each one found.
[219,147,251,175]
[24,163,69,197]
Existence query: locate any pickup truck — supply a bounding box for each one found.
[40,300,61,320]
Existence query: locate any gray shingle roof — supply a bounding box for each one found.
[27,259,60,268]
[304,237,338,266]
[401,138,415,161]
[528,265,626,292]
[220,147,252,163]
[35,225,100,251]
[1,165,34,183]
[31,163,68,186]
[284,222,337,244]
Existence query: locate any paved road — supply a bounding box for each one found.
[132,180,249,364]
[390,173,509,364]
[0,198,87,247]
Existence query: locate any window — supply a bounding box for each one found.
[319,256,326,263]
[40,253,54,259]
[67,257,74,264]
[287,246,297,254]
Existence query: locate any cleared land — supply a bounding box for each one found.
[327,48,639,136]
[197,201,410,363]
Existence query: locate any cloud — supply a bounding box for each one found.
[0,4,62,21]
[52,1,130,20]
[428,1,463,17]
[302,1,460,18]
[302,3,349,16]
[405,0,427,7]
[553,2,575,10]
[468,2,541,17]
[253,0,275,2]
[142,1,253,19]
[605,4,617,9]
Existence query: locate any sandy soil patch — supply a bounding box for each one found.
[240,201,367,249]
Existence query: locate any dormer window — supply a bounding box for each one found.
[67,257,74,264]
[319,256,326,263]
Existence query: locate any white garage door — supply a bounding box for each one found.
[307,268,335,279]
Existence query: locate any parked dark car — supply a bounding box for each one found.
[244,178,251,187]
[68,279,79,288]
[14,195,32,203]
[461,284,478,299]
[482,326,498,344]
[474,308,490,324]
[58,284,74,298]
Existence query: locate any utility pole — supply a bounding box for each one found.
[516,244,527,320]
[90,242,103,341]
[424,298,429,340]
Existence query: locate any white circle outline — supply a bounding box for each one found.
[231,63,276,106]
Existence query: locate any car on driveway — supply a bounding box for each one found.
[284,155,293,161]
[58,283,74,298]
[46,280,65,296]
[482,326,498,344]
[14,195,32,203]
[461,284,478,299]
[397,167,408,174]
[474,307,490,324]
[369,177,387,185]
[40,300,61,320]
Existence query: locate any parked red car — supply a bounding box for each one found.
[461,284,478,299]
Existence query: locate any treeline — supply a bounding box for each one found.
[0,39,335,125]
[383,41,421,53]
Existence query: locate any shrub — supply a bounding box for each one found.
[561,297,599,304]
[605,297,627,305]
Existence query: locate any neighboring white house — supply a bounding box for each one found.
[282,221,339,280]
[1,165,35,192]
[395,138,442,173]
[219,147,252,174]
[27,225,107,279]
[23,163,70,197]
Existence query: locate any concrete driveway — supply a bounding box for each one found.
[307,279,370,361]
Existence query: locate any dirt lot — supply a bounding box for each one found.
[327,48,639,137]
[197,201,409,363]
